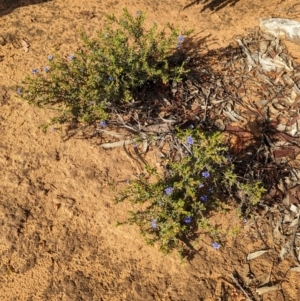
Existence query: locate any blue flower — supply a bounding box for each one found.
[151,219,158,229]
[44,66,50,73]
[68,54,74,61]
[200,195,208,202]
[178,35,185,43]
[209,188,213,193]
[184,216,192,224]
[202,171,210,178]
[199,183,204,188]
[187,136,194,145]
[108,76,114,81]
[212,242,220,250]
[165,187,173,195]
[17,87,22,94]
[99,121,107,127]
[189,124,194,129]
[32,68,38,74]
[47,55,54,61]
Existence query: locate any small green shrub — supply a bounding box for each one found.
[18,8,191,127]
[116,128,265,256]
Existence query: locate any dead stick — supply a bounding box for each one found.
[291,212,300,261]
[229,274,254,301]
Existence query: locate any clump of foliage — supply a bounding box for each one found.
[117,128,266,256]
[18,9,191,127]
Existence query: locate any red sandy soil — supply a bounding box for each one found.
[0,0,300,300]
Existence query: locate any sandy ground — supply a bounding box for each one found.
[1,0,300,300]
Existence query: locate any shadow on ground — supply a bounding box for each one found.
[0,0,52,17]
[183,0,240,12]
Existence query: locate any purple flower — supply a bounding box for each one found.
[209,188,213,193]
[165,187,173,195]
[212,242,220,250]
[202,171,210,178]
[136,11,141,16]
[69,54,74,61]
[200,195,208,202]
[178,35,185,43]
[32,68,38,75]
[99,121,107,127]
[199,183,204,188]
[44,66,50,73]
[184,216,192,224]
[189,124,194,129]
[187,136,194,145]
[47,55,54,61]
[151,219,158,229]
[17,87,22,94]
[108,76,114,81]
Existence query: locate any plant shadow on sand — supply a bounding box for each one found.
[182,0,241,12]
[0,0,52,17]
